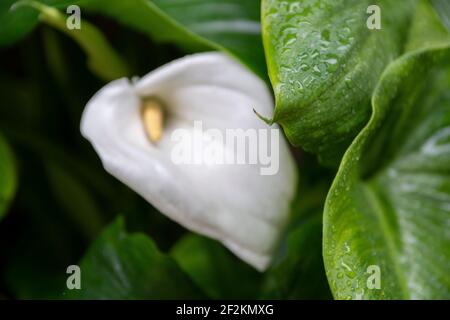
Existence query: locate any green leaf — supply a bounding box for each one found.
[431,0,450,32]
[78,0,266,77]
[152,0,265,76]
[0,0,79,47]
[0,0,38,47]
[65,217,206,299]
[2,1,265,76]
[323,45,450,299]
[13,1,129,81]
[0,133,17,221]
[2,144,87,299]
[45,161,104,240]
[262,0,416,167]
[405,0,450,52]
[261,163,333,299]
[261,214,332,299]
[171,234,262,299]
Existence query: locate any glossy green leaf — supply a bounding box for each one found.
[262,0,416,167]
[65,217,205,299]
[171,234,262,299]
[78,0,266,77]
[0,133,17,221]
[323,45,450,299]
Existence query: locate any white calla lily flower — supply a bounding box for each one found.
[81,52,297,271]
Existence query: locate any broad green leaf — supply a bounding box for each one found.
[431,0,450,32]
[171,234,262,299]
[262,0,416,167]
[12,1,129,81]
[66,217,205,299]
[0,133,17,220]
[78,0,266,77]
[323,45,450,299]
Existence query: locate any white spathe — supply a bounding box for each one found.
[81,52,297,271]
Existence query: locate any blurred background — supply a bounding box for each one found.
[0,1,333,300]
[0,14,194,298]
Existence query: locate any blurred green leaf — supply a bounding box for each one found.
[0,0,38,47]
[0,0,78,47]
[261,166,333,300]
[261,214,331,299]
[3,1,265,76]
[66,217,206,299]
[406,0,450,52]
[262,0,416,167]
[0,133,17,221]
[79,0,266,77]
[152,0,265,77]
[324,45,450,299]
[14,1,129,80]
[45,161,104,240]
[431,0,450,32]
[2,147,88,299]
[171,234,262,299]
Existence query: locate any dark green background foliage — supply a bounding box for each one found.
[0,0,448,300]
[0,0,330,299]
